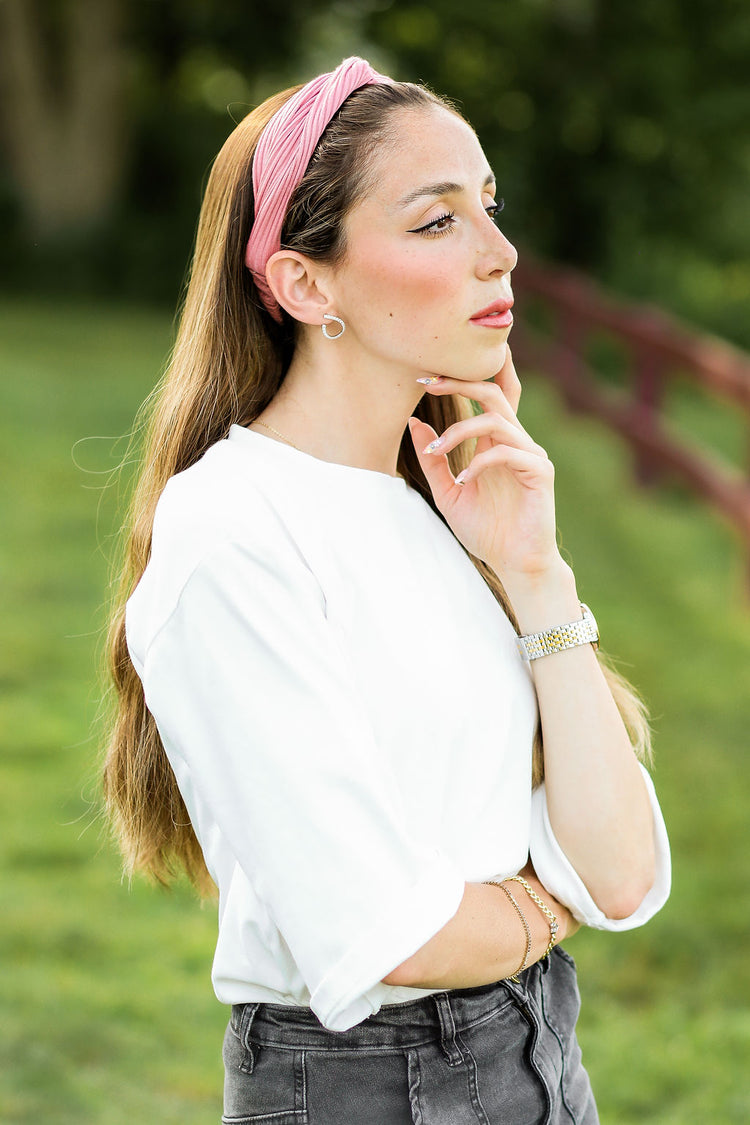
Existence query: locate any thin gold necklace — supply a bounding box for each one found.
[254,419,301,452]
[254,419,405,481]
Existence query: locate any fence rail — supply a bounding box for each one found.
[510,254,750,587]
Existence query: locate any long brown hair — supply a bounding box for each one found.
[103,79,650,896]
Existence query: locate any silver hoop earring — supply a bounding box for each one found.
[321,314,346,340]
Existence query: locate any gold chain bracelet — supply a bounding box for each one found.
[505,875,559,959]
[487,881,532,982]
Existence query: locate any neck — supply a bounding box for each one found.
[254,338,425,477]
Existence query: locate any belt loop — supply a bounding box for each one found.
[237,1002,262,1074]
[431,992,463,1067]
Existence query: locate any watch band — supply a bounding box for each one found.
[516,602,599,662]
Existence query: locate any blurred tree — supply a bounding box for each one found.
[0,0,128,238]
[0,0,333,298]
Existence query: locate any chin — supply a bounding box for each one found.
[423,336,510,383]
[494,339,510,365]
[483,338,510,379]
[460,339,509,382]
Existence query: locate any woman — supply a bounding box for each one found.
[104,57,670,1123]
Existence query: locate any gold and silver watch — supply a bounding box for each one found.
[516,602,599,663]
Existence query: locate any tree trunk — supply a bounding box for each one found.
[0,0,128,238]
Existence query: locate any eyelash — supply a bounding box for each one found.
[411,199,505,238]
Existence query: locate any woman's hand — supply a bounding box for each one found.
[409,347,566,591]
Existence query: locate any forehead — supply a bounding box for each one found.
[364,106,493,210]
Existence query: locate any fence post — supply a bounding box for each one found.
[558,309,585,410]
[632,346,664,486]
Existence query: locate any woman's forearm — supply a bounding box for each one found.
[503,560,656,918]
[382,878,575,990]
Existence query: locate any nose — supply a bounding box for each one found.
[475,220,517,279]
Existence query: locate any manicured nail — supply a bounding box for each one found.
[416,376,443,385]
[455,470,469,486]
[422,437,443,454]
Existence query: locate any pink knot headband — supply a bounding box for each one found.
[245,56,393,321]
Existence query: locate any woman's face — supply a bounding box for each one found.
[329,105,517,382]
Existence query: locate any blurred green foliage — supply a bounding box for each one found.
[2,1,750,348]
[3,6,749,1121]
[2,299,750,1122]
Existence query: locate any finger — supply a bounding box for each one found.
[493,345,522,414]
[422,411,547,460]
[456,445,555,488]
[408,416,459,498]
[417,375,524,431]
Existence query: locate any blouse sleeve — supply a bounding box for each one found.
[529,764,671,930]
[132,531,466,1031]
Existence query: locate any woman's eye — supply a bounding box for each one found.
[409,211,456,237]
[408,199,504,237]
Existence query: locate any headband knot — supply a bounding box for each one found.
[245,57,393,321]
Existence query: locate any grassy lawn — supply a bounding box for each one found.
[1,298,749,1123]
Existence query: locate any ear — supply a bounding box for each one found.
[264,250,332,326]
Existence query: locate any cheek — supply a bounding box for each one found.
[347,242,461,323]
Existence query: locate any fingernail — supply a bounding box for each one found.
[455,470,469,486]
[422,437,443,454]
[416,376,443,385]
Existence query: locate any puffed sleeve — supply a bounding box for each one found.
[131,531,466,1031]
[529,764,671,929]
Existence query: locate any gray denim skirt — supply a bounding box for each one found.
[222,945,598,1124]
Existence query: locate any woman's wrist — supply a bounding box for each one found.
[496,558,581,636]
[483,876,575,974]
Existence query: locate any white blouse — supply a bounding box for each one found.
[126,424,671,1032]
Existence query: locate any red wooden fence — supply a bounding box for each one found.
[510,253,750,587]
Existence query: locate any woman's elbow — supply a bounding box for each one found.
[381,884,468,988]
[381,933,458,989]
[381,963,409,987]
[597,862,656,920]
[381,948,434,989]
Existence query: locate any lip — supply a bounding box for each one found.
[470,298,514,328]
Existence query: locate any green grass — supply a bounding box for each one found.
[2,298,749,1123]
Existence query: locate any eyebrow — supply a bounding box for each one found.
[397,173,496,209]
